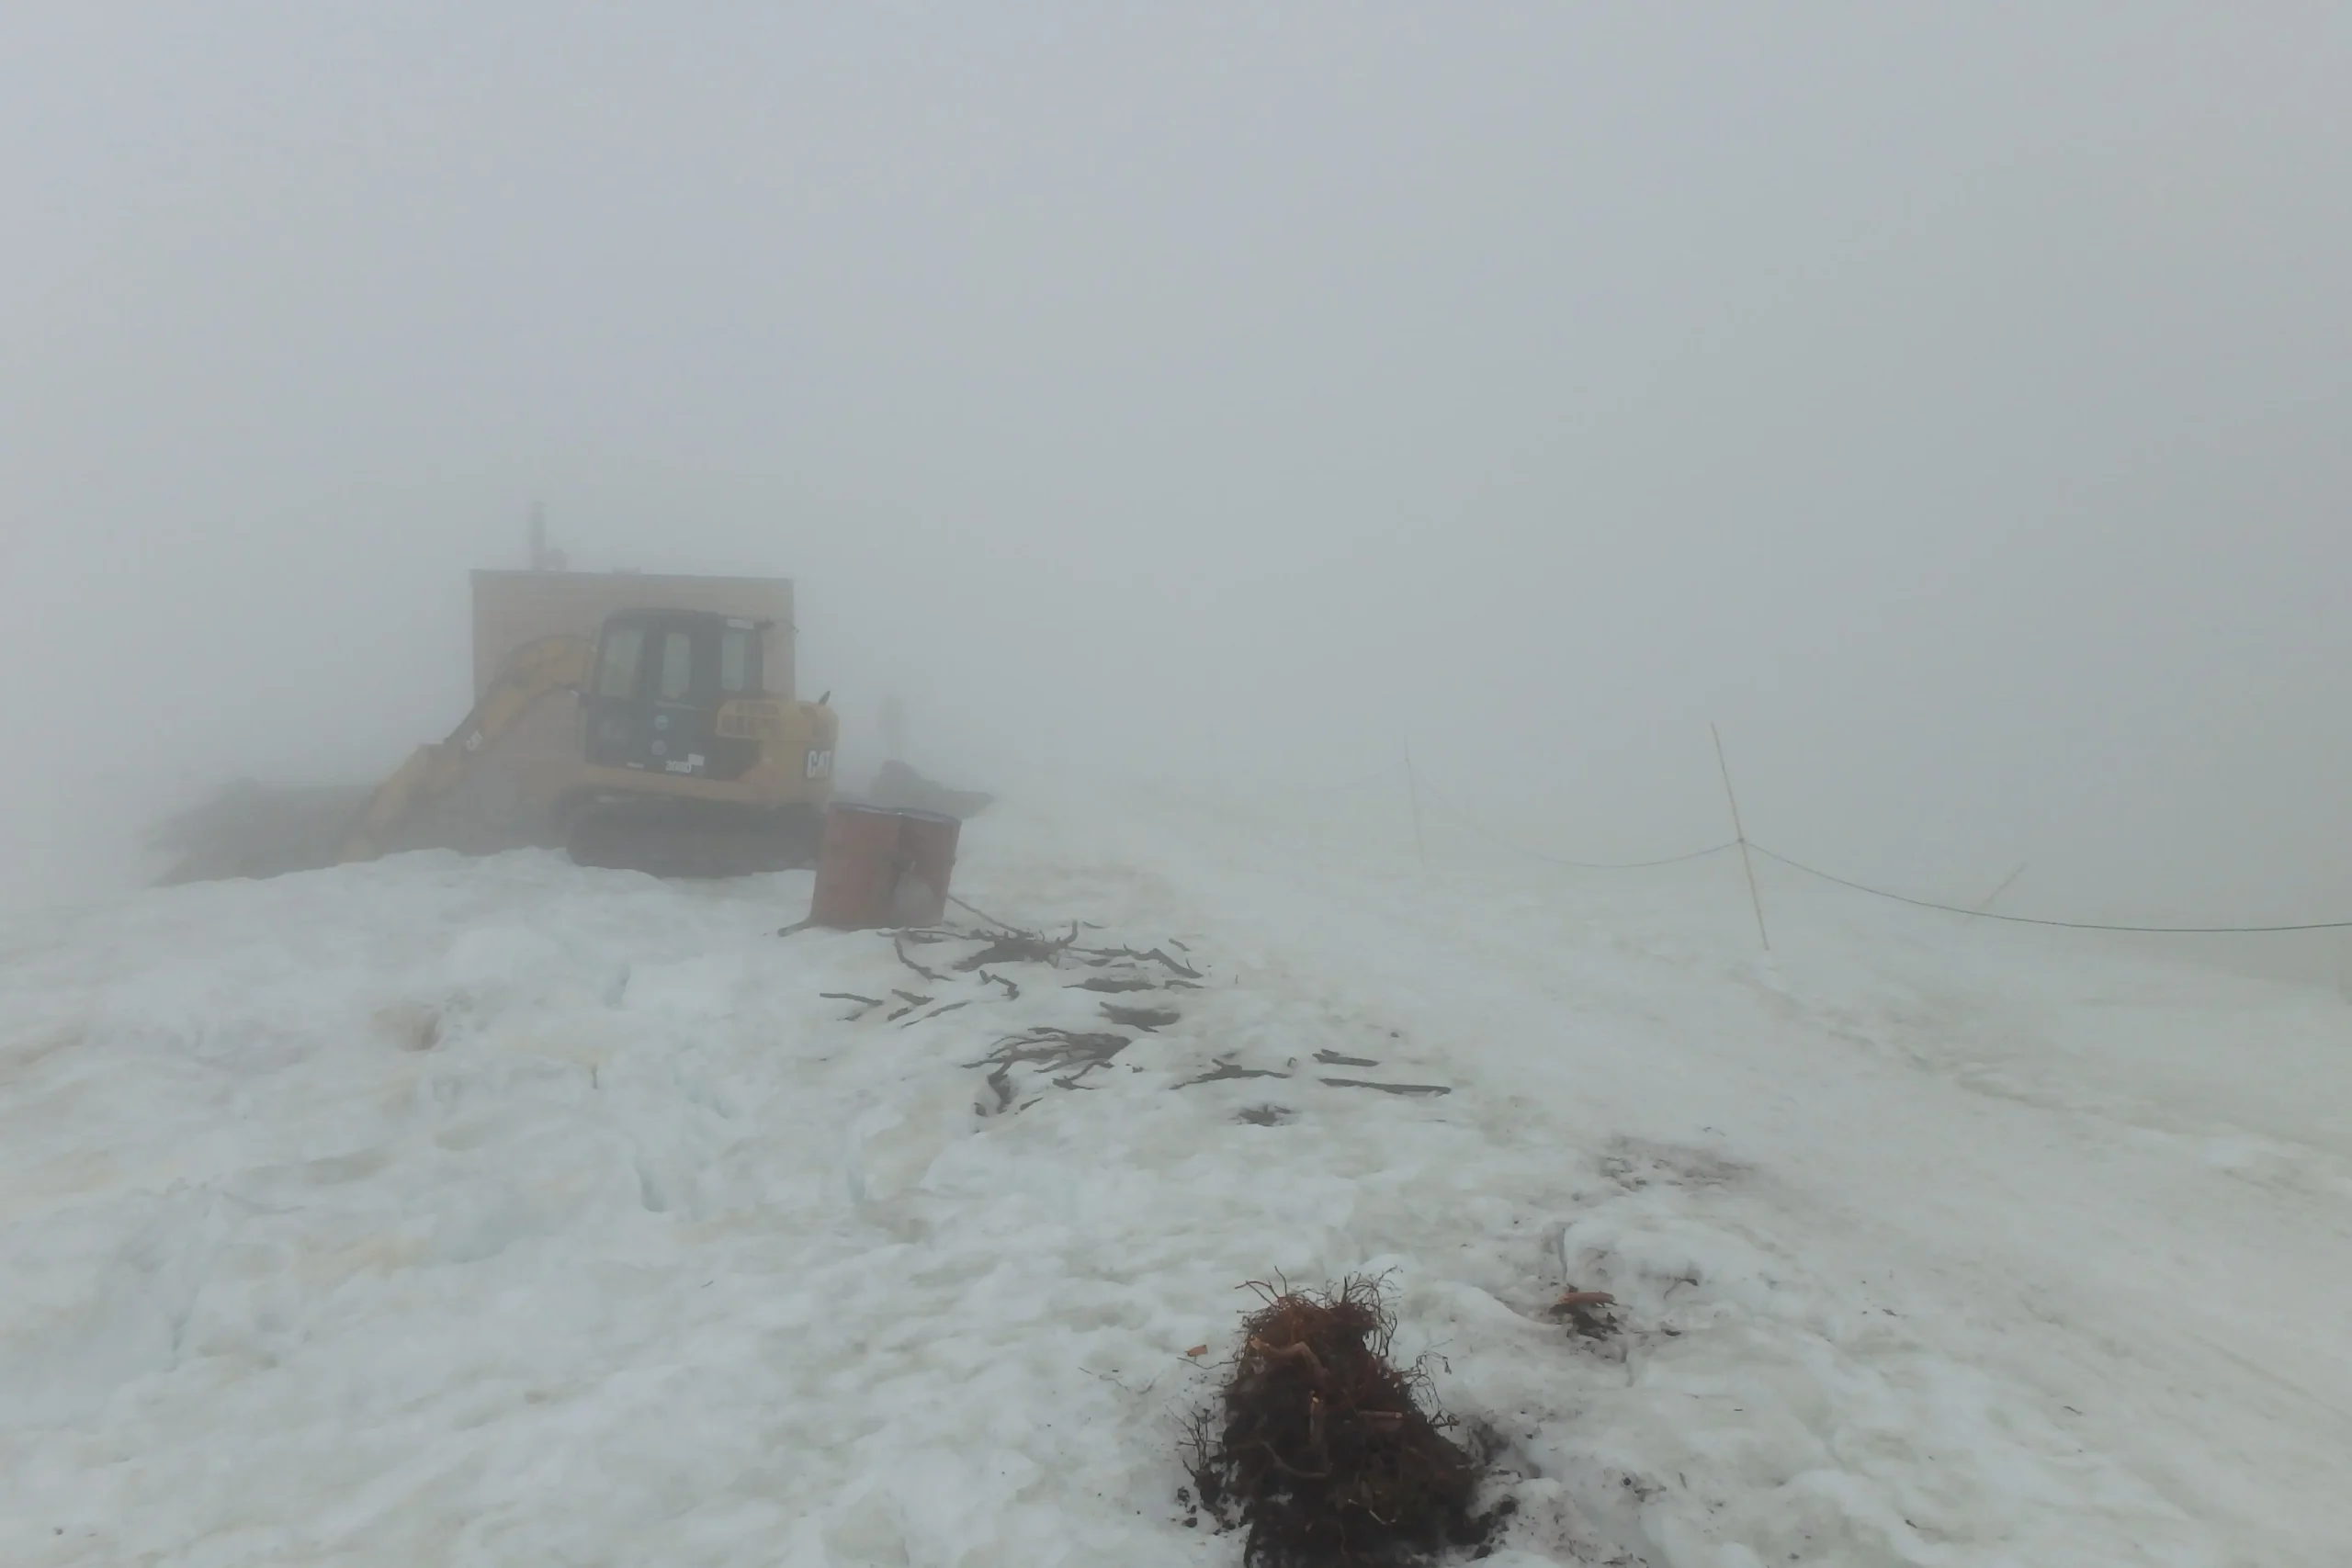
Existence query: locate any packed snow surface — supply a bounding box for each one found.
[1,786,2346,1565]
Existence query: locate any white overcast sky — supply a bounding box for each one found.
[3,4,2348,923]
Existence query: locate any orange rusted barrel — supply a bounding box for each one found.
[808,804,961,929]
[890,809,960,925]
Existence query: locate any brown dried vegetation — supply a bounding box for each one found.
[1186,1278,1507,1566]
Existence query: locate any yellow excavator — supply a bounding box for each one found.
[342,608,838,876]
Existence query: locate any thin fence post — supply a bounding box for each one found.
[1712,723,1770,951]
[1405,742,1429,874]
[1968,862,2029,923]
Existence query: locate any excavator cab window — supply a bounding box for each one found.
[582,611,762,779]
[718,624,759,694]
[658,630,694,702]
[593,626,644,699]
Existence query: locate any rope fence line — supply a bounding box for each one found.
[1317,742,2352,940]
[1243,761,1408,799]
[1745,846,2352,935]
[1250,741,2352,941]
[1420,784,1740,870]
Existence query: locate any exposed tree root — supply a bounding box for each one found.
[954,923,1082,970]
[1186,1277,1508,1565]
[1180,1056,1291,1088]
[1100,1003,1182,1032]
[894,935,944,982]
[1077,942,1203,979]
[966,1028,1131,1077]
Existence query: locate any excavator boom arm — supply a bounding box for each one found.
[339,634,594,863]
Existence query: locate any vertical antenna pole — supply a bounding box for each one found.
[1405,741,1429,874]
[1713,723,1770,950]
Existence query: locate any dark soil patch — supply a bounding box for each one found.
[149,779,375,884]
[1186,1277,1506,1565]
[1546,1289,1620,1342]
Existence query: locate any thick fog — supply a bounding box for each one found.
[5,6,2348,931]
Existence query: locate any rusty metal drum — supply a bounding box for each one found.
[808,804,961,929]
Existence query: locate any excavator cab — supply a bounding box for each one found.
[341,605,836,877]
[562,606,836,874]
[581,610,770,779]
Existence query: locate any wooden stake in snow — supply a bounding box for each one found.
[1405,741,1429,874]
[1713,723,1770,951]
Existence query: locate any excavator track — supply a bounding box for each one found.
[562,798,820,878]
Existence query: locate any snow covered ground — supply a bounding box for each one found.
[1,786,2346,1566]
